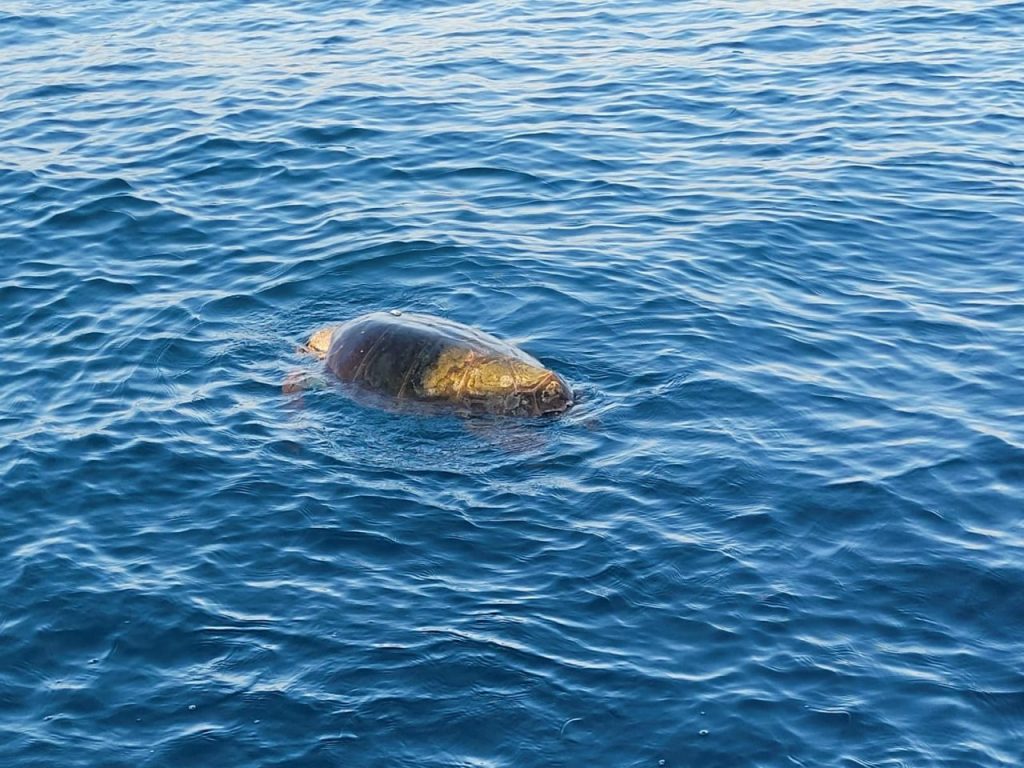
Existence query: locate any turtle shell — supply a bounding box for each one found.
[322,312,572,416]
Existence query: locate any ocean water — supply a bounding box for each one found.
[2,1,1023,765]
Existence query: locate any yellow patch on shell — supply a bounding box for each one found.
[305,326,337,358]
[421,347,549,399]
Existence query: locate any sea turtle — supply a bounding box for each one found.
[292,311,574,417]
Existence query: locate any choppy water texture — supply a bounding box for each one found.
[2,1,1023,765]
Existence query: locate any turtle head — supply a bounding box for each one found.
[302,326,338,359]
[533,371,574,416]
[499,361,574,416]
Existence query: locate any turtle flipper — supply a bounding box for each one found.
[282,370,328,395]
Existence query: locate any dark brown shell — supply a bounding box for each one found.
[322,312,572,417]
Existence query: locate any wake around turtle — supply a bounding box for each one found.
[294,311,574,417]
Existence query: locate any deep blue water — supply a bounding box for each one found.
[2,1,1024,765]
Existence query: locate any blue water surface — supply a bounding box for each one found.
[2,1,1023,766]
